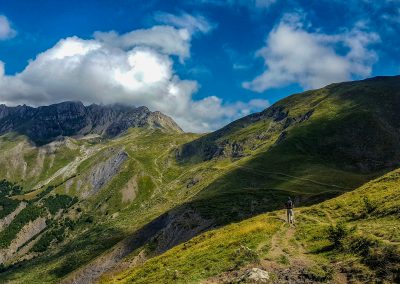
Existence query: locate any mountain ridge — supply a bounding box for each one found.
[179,75,400,172]
[0,101,182,145]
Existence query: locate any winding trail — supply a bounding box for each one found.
[234,165,351,190]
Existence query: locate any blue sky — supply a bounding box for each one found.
[0,0,399,132]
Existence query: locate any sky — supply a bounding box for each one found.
[0,0,399,132]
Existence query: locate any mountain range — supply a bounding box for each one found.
[0,76,399,283]
[0,101,181,145]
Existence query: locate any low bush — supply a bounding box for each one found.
[43,194,78,215]
[0,205,45,248]
[31,226,65,253]
[327,222,354,249]
[0,179,22,198]
[0,197,20,219]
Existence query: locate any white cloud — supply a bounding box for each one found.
[179,97,269,132]
[154,12,216,34]
[0,15,16,40]
[94,26,191,62]
[0,23,268,132]
[243,14,380,92]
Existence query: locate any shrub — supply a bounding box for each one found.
[327,222,353,249]
[0,197,20,219]
[31,226,66,252]
[0,179,22,198]
[0,205,45,248]
[347,234,378,257]
[305,265,333,281]
[43,194,78,215]
[363,244,400,281]
[362,196,377,215]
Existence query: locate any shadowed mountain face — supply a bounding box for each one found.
[0,101,182,144]
[179,75,400,172]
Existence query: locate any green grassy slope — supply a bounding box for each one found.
[1,76,400,283]
[180,75,400,171]
[99,76,400,283]
[103,167,400,284]
[0,129,206,283]
[169,76,400,228]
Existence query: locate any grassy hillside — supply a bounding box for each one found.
[1,76,400,283]
[101,168,400,283]
[0,129,206,283]
[180,75,400,171]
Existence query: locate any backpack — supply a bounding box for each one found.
[286,200,293,209]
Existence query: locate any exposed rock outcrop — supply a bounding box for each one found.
[0,101,182,145]
[153,209,214,253]
[78,149,129,197]
[121,176,138,203]
[237,268,271,283]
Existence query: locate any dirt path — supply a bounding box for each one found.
[266,213,313,267]
[204,213,322,284]
[234,165,351,191]
[153,145,175,185]
[258,214,323,283]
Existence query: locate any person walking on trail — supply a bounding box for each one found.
[285,197,294,224]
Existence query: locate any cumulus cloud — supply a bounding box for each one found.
[0,15,16,40]
[243,14,380,92]
[0,21,268,132]
[179,97,269,132]
[94,26,191,62]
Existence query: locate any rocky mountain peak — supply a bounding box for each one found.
[0,101,182,144]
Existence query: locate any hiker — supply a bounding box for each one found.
[285,197,294,224]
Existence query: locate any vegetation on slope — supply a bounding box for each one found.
[103,168,400,283]
[1,76,400,283]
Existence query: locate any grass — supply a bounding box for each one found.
[104,168,400,284]
[295,168,400,282]
[1,76,400,283]
[100,215,281,284]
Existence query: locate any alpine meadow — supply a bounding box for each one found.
[0,1,399,284]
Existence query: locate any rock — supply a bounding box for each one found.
[298,109,314,122]
[0,101,182,145]
[275,131,287,145]
[186,177,200,188]
[87,150,129,195]
[152,209,214,253]
[239,268,271,283]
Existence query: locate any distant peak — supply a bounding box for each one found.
[0,101,182,145]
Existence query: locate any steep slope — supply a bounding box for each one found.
[103,167,400,283]
[0,101,182,145]
[180,75,400,171]
[88,76,400,283]
[1,76,400,283]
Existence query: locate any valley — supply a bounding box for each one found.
[0,76,399,283]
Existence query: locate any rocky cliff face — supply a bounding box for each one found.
[0,101,182,144]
